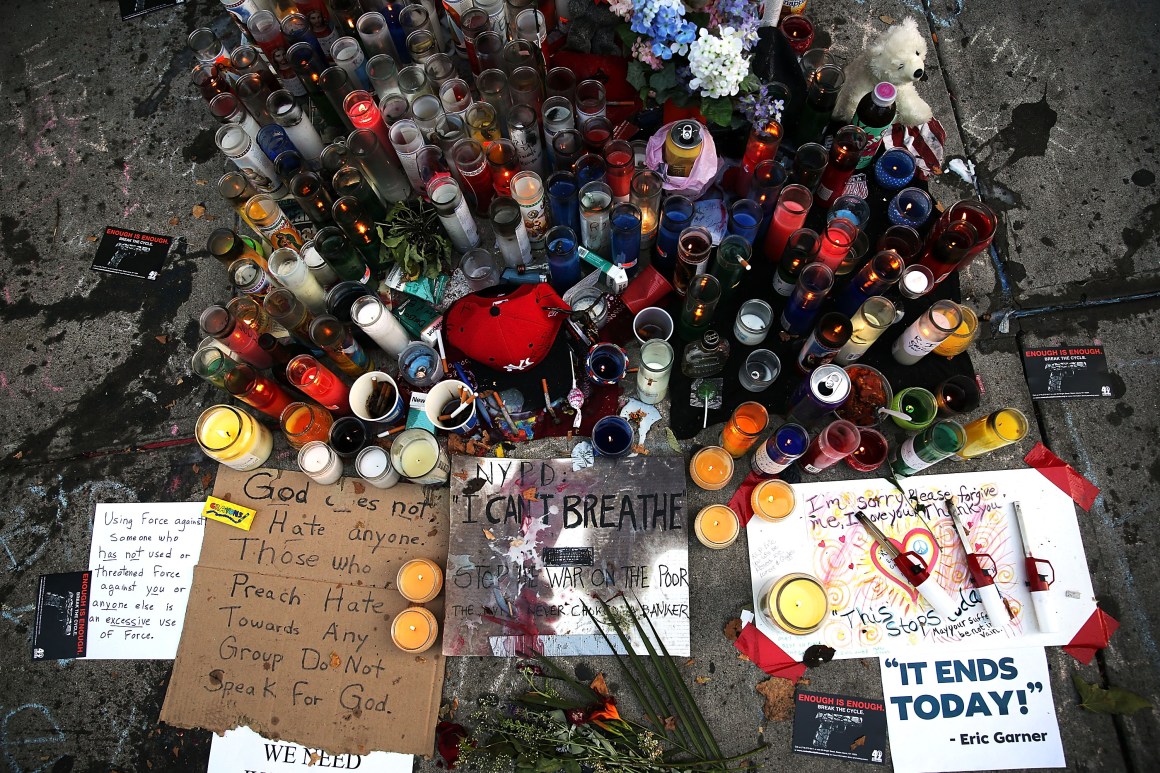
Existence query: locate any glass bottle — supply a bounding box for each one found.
[406,30,438,63]
[721,402,769,458]
[510,170,550,251]
[655,195,693,276]
[728,198,764,246]
[674,226,712,296]
[427,176,481,252]
[678,274,721,341]
[574,153,606,186]
[891,420,966,476]
[834,296,896,364]
[629,170,663,252]
[933,305,979,357]
[749,160,788,241]
[603,139,634,201]
[319,67,356,132]
[459,8,491,72]
[310,314,374,377]
[489,196,532,267]
[233,72,276,126]
[681,330,731,378]
[892,300,964,365]
[192,345,238,389]
[474,32,505,74]
[636,339,674,404]
[439,78,473,121]
[230,257,276,298]
[331,36,369,89]
[800,419,860,473]
[576,180,611,256]
[433,112,468,156]
[610,202,642,278]
[424,53,457,93]
[216,124,288,198]
[450,138,495,215]
[346,128,413,204]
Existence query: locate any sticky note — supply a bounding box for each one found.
[202,496,256,530]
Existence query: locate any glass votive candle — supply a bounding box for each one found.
[329,416,369,459]
[677,274,722,341]
[398,341,445,388]
[287,354,351,414]
[553,129,584,171]
[933,305,980,357]
[586,343,629,386]
[355,445,399,489]
[828,195,871,232]
[752,423,810,476]
[875,148,917,190]
[196,405,275,471]
[633,306,674,343]
[935,375,982,416]
[763,184,813,262]
[760,573,828,634]
[773,227,821,296]
[817,217,858,271]
[610,202,642,276]
[888,187,933,228]
[751,479,796,522]
[591,415,634,457]
[192,346,238,389]
[391,428,451,484]
[655,195,694,274]
[728,198,763,247]
[890,387,938,432]
[689,446,734,490]
[574,153,607,186]
[694,504,740,549]
[396,558,443,603]
[834,297,897,364]
[791,142,828,191]
[392,606,439,653]
[846,427,888,472]
[636,339,674,404]
[898,265,935,298]
[957,408,1029,459]
[674,226,713,296]
[602,139,634,200]
[878,224,924,264]
[351,294,411,357]
[734,299,773,346]
[779,262,834,336]
[225,363,295,419]
[546,226,581,292]
[721,402,769,457]
[800,419,860,474]
[630,169,664,250]
[892,299,964,365]
[779,14,815,54]
[712,235,752,302]
[297,439,343,487]
[740,349,781,392]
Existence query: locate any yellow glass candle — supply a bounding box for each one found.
[694,505,740,549]
[933,305,979,357]
[396,558,444,603]
[720,401,769,457]
[764,573,828,634]
[195,405,274,471]
[751,479,796,522]
[957,408,1029,459]
[391,606,439,653]
[689,446,734,490]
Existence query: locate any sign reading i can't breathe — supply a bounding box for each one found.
[879,647,1064,771]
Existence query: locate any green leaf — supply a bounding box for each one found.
[627,60,649,93]
[1073,673,1153,715]
[700,95,735,127]
[665,428,682,454]
[738,72,761,94]
[615,23,637,51]
[649,64,680,95]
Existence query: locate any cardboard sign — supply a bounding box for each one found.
[1021,345,1114,399]
[209,726,413,773]
[87,502,205,658]
[879,648,1064,771]
[444,456,690,657]
[792,691,887,765]
[161,468,448,756]
[31,571,92,660]
[90,226,172,280]
[746,469,1097,661]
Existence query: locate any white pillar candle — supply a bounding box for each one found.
[350,295,411,355]
[355,445,400,489]
[268,248,328,314]
[298,441,343,484]
[390,429,450,484]
[636,340,674,404]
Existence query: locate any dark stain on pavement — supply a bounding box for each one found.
[0,215,39,265]
[182,127,218,164]
[1131,169,1156,187]
[978,90,1057,174]
[1106,403,1134,427]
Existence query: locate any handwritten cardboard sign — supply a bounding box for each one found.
[161,468,448,756]
[745,469,1097,661]
[444,456,690,657]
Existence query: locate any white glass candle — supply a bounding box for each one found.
[330,36,369,90]
[835,296,896,363]
[388,119,426,195]
[301,240,340,288]
[733,299,773,346]
[298,440,343,484]
[636,340,674,404]
[350,295,411,355]
[427,177,480,252]
[390,429,450,484]
[268,90,325,165]
[268,248,328,313]
[892,299,963,365]
[510,171,549,250]
[355,445,400,488]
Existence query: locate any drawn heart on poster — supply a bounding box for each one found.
[869,529,939,605]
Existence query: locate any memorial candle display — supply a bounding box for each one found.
[309,314,373,377]
[763,184,813,261]
[892,299,963,365]
[396,558,443,603]
[751,479,796,522]
[196,405,275,471]
[933,305,980,357]
[739,349,781,392]
[674,226,712,296]
[694,505,740,549]
[242,194,305,250]
[635,340,674,405]
[287,354,351,414]
[200,305,273,369]
[762,573,828,634]
[728,198,763,246]
[796,313,852,373]
[450,139,494,214]
[329,416,369,458]
[191,346,237,389]
[489,196,532,267]
[298,440,344,484]
[721,402,769,458]
[689,446,734,490]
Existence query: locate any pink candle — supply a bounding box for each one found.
[344,90,391,150]
[763,184,813,263]
[817,218,858,270]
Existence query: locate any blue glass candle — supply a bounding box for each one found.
[574,153,607,186]
[748,160,788,242]
[874,149,917,191]
[591,415,634,457]
[546,225,581,292]
[728,198,763,246]
[382,0,411,64]
[779,262,834,336]
[610,202,642,278]
[546,171,580,235]
[827,194,871,231]
[655,195,694,275]
[586,343,628,385]
[888,187,933,228]
[257,124,298,163]
[752,422,810,476]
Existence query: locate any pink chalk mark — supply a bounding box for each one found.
[170,424,179,436]
[2,287,10,304]
[0,372,8,389]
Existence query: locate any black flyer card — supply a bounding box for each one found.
[792,691,887,765]
[90,226,172,280]
[1021,344,1115,400]
[119,0,183,20]
[31,571,92,661]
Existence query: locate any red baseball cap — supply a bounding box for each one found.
[445,284,570,372]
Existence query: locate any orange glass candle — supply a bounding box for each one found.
[689,446,734,490]
[280,402,334,449]
[391,606,438,652]
[720,402,769,457]
[751,479,796,522]
[396,558,443,603]
[694,505,740,549]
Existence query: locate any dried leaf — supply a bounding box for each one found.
[631,444,649,455]
[352,480,365,495]
[1073,673,1152,715]
[155,335,168,344]
[685,658,695,667]
[13,451,23,459]
[694,676,711,685]
[191,464,199,474]
[663,715,678,731]
[483,528,495,539]
[755,677,796,721]
[168,216,180,226]
[665,428,682,453]
[330,652,341,668]
[428,527,439,537]
[521,486,538,501]
[309,751,321,766]
[738,653,751,662]
[200,472,213,490]
[724,618,744,642]
[191,204,207,219]
[879,14,895,23]
[590,672,611,698]
[851,735,866,751]
[86,235,99,242]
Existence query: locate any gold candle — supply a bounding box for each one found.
[762,573,828,634]
[694,505,740,549]
[751,479,796,522]
[689,446,734,490]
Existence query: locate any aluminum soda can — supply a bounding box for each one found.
[786,364,850,424]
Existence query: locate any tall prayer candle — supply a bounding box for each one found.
[200,305,273,369]
[287,354,351,414]
[763,184,812,262]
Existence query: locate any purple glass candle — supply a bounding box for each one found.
[779,262,834,336]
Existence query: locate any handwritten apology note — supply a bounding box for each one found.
[87,502,205,659]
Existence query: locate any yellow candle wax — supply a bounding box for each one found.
[694,505,739,549]
[195,405,274,471]
[767,573,828,634]
[402,440,437,477]
[751,479,796,522]
[689,446,734,490]
[391,606,438,653]
[396,558,444,603]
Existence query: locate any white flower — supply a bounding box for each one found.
[687,26,749,99]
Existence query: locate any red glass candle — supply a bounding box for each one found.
[343,90,391,150]
[451,138,495,214]
[486,139,520,197]
[287,354,351,414]
[225,363,295,419]
[779,14,815,55]
[845,427,888,472]
[200,305,273,369]
[603,140,634,200]
[582,116,613,153]
[800,420,860,474]
[920,218,979,283]
[737,122,782,197]
[815,126,869,207]
[919,201,998,282]
[817,217,857,270]
[764,184,812,262]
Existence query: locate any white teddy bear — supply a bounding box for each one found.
[833,17,933,128]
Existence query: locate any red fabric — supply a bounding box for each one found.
[445,284,569,372]
[662,102,706,124]
[734,621,808,681]
[1024,442,1101,512]
[1063,607,1120,665]
[729,471,766,526]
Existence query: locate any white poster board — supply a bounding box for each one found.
[746,469,1096,661]
[86,502,204,658]
[880,647,1065,771]
[208,726,414,772]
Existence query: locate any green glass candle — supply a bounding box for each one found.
[891,419,965,476]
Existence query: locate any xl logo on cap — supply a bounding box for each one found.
[445,284,570,373]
